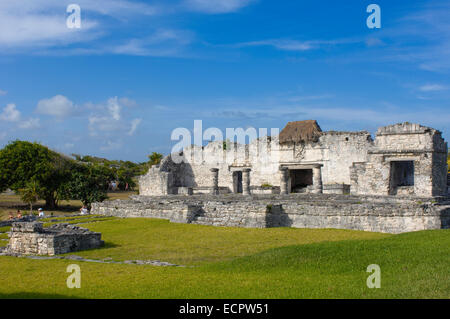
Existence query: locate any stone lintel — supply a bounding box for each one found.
[229,166,252,172]
[368,149,433,155]
[280,163,324,170]
[384,156,421,162]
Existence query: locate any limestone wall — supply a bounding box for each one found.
[139,130,373,195]
[91,194,450,234]
[351,123,448,197]
[138,122,447,198]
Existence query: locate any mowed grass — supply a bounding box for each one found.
[65,218,389,265]
[0,216,449,298]
[0,191,137,220]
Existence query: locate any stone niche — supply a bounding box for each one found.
[5,222,104,256]
[323,183,351,194]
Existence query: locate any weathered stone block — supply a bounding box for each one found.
[5,222,104,256]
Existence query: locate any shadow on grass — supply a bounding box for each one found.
[59,241,121,257]
[0,292,81,299]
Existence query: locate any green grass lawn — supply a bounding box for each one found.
[0,216,448,299]
[64,218,390,265]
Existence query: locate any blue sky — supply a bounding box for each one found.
[0,0,449,162]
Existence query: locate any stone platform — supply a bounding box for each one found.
[3,222,104,256]
[91,194,450,234]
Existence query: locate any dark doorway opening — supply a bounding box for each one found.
[290,169,313,193]
[233,171,243,193]
[390,161,414,194]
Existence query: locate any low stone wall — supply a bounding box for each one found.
[268,199,449,233]
[5,222,104,256]
[323,183,351,194]
[0,215,38,228]
[91,194,450,234]
[251,186,280,195]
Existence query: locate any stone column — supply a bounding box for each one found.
[280,167,289,195]
[312,166,323,194]
[210,168,219,195]
[242,168,251,196]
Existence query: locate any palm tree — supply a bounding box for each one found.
[19,179,40,214]
[148,152,163,167]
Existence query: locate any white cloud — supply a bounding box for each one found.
[88,97,126,136]
[0,89,7,96]
[128,118,142,136]
[0,103,40,130]
[110,29,194,56]
[239,39,314,51]
[36,95,76,118]
[232,38,359,52]
[107,97,121,121]
[183,0,255,14]
[119,97,137,107]
[0,6,98,49]
[100,140,123,151]
[75,0,159,17]
[212,104,450,128]
[0,0,251,56]
[38,29,196,57]
[0,0,158,50]
[87,96,144,149]
[18,118,40,129]
[88,116,117,135]
[200,91,450,129]
[0,103,21,122]
[419,84,447,92]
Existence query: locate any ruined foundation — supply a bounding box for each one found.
[92,121,449,234]
[91,194,450,234]
[4,222,104,256]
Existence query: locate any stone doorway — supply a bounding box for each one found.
[290,169,313,193]
[233,171,243,193]
[389,161,414,195]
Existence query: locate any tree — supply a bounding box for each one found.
[148,152,163,167]
[0,140,73,208]
[117,166,136,190]
[60,163,109,207]
[19,179,40,214]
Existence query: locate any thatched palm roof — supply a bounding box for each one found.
[279,120,322,144]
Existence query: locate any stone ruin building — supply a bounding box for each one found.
[139,121,448,197]
[92,121,450,234]
[1,222,104,256]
